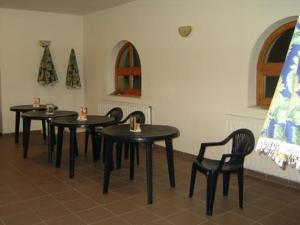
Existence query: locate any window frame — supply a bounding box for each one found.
[115,42,141,97]
[256,20,296,108]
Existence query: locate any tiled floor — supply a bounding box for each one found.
[0,132,300,225]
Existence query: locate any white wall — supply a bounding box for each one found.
[0,9,85,133]
[83,0,300,160]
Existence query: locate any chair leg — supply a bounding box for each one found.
[189,163,197,198]
[206,172,218,216]
[102,139,106,162]
[84,129,89,154]
[98,135,102,160]
[237,169,244,209]
[223,172,230,197]
[95,134,102,161]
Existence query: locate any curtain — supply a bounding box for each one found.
[256,18,300,170]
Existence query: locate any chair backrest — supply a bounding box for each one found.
[121,110,145,124]
[228,128,255,164]
[105,107,123,122]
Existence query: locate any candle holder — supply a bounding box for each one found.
[130,117,141,132]
[33,97,40,108]
[77,106,88,121]
[46,103,55,115]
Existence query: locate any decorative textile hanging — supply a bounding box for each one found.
[256,18,300,170]
[37,45,58,86]
[65,48,81,89]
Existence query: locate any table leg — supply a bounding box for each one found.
[51,124,56,145]
[90,127,97,162]
[56,127,64,168]
[14,112,20,143]
[130,143,135,180]
[46,120,52,163]
[23,118,31,158]
[116,141,122,169]
[103,138,113,194]
[22,117,25,149]
[84,129,89,155]
[74,133,79,156]
[42,120,46,140]
[69,128,76,178]
[145,142,153,204]
[165,138,175,187]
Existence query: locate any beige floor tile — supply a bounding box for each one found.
[63,197,97,212]
[120,208,160,225]
[34,204,71,220]
[45,214,87,225]
[211,212,255,225]
[2,211,42,225]
[103,199,139,215]
[166,210,207,225]
[92,216,130,225]
[77,205,113,224]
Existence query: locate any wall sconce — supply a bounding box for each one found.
[178,26,192,37]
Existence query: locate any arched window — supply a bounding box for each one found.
[115,42,141,97]
[257,20,296,108]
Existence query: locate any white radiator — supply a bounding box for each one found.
[225,114,300,183]
[98,99,152,124]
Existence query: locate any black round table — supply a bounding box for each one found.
[10,104,58,143]
[102,124,180,204]
[22,110,77,163]
[52,115,115,178]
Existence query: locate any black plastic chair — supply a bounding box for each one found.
[189,128,255,216]
[84,107,123,156]
[115,111,145,169]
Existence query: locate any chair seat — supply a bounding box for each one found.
[195,159,242,172]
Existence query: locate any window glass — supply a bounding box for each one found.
[115,42,142,96]
[266,28,294,63]
[117,75,129,89]
[132,76,141,90]
[265,76,280,98]
[119,47,129,67]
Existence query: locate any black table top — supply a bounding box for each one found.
[52,115,115,128]
[10,104,58,112]
[22,110,78,120]
[102,124,180,142]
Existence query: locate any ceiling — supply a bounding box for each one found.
[0,0,136,15]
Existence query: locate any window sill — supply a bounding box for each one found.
[109,92,141,98]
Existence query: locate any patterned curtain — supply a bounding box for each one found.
[37,46,58,86]
[66,48,81,89]
[256,18,300,170]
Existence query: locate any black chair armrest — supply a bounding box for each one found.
[197,140,227,161]
[196,133,235,162]
[217,153,244,171]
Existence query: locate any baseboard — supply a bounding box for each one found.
[153,144,300,190]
